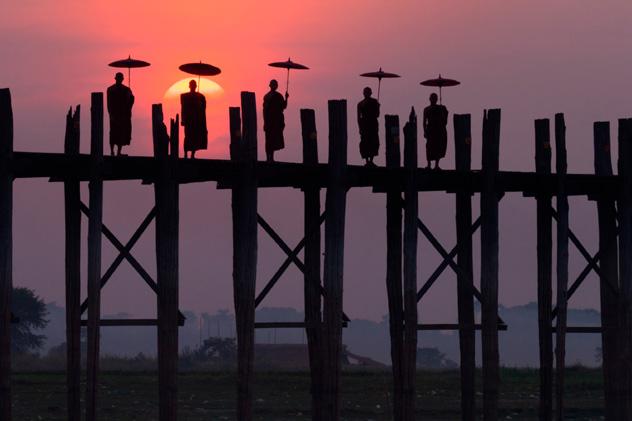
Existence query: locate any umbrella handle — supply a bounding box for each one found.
[128,67,131,89]
[377,78,382,102]
[439,86,442,105]
[286,68,290,96]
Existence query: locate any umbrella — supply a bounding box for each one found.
[108,55,151,88]
[360,67,400,101]
[420,74,460,104]
[179,61,222,91]
[268,58,309,94]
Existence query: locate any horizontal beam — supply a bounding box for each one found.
[417,323,508,331]
[8,151,617,196]
[551,326,603,333]
[80,318,185,327]
[254,321,348,329]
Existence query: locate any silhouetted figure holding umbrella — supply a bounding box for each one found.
[263,79,288,162]
[357,87,380,166]
[423,93,448,169]
[180,80,207,159]
[107,72,134,156]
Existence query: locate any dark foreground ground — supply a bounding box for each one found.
[13,367,603,420]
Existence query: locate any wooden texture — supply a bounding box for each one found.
[385,114,404,421]
[454,113,475,421]
[0,88,13,421]
[322,100,347,420]
[153,104,180,421]
[554,114,568,421]
[301,108,324,421]
[617,118,632,419]
[85,92,104,421]
[64,105,81,421]
[535,118,553,420]
[480,108,501,421]
[231,93,258,420]
[402,108,418,421]
[593,121,620,420]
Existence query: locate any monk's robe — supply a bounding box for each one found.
[357,97,380,159]
[423,104,448,161]
[181,91,208,152]
[107,83,134,147]
[263,90,287,154]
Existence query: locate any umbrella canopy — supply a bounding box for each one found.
[268,57,309,94]
[420,74,460,104]
[179,62,222,76]
[360,67,400,100]
[108,55,151,88]
[179,61,222,91]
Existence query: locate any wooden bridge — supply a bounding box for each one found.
[0,87,630,420]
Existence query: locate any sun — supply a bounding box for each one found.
[164,78,224,99]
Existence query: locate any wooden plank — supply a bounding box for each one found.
[554,113,568,421]
[0,88,13,421]
[64,105,81,421]
[85,92,104,421]
[385,113,404,421]
[231,93,258,420]
[593,121,620,420]
[153,105,180,421]
[535,118,553,421]
[417,323,507,331]
[480,108,501,421]
[617,118,632,419]
[322,99,347,420]
[254,321,349,329]
[80,318,184,327]
[301,108,324,421]
[454,113,475,421]
[402,108,418,421]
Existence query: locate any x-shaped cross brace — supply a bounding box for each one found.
[550,206,618,319]
[79,202,185,323]
[255,212,351,322]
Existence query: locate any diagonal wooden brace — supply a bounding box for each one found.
[79,202,185,323]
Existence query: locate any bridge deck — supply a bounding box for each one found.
[9,151,617,196]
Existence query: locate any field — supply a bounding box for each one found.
[12,367,604,420]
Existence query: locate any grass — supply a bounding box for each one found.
[12,367,604,420]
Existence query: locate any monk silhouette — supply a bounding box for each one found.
[106,72,134,156]
[263,79,288,162]
[423,93,448,169]
[180,80,208,159]
[357,87,380,166]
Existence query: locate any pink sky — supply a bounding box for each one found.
[2,1,632,322]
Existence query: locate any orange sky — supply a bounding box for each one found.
[3,1,632,322]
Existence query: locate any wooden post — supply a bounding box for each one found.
[385,113,404,421]
[64,105,81,421]
[535,118,553,421]
[301,108,324,421]
[153,104,180,421]
[85,92,104,421]
[593,121,620,420]
[617,118,632,419]
[480,108,501,421]
[402,108,418,421]
[554,113,568,421]
[0,88,13,421]
[454,113,475,420]
[322,99,347,420]
[231,92,258,420]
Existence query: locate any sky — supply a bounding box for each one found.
[2,1,632,324]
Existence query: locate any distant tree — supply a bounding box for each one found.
[195,337,236,363]
[416,347,457,369]
[11,287,48,353]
